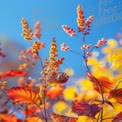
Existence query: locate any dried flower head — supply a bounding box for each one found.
[33,21,41,39]
[95,38,107,48]
[77,5,85,32]
[32,41,45,55]
[62,25,76,37]
[61,43,70,51]
[21,18,33,41]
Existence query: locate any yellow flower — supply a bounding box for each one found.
[64,68,74,76]
[53,101,68,114]
[107,39,118,48]
[63,86,77,101]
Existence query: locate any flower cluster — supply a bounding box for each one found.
[33,21,41,39]
[18,47,39,70]
[32,41,45,55]
[77,5,85,32]
[21,18,33,41]
[62,25,76,37]
[81,44,92,50]
[95,38,107,48]
[61,43,70,51]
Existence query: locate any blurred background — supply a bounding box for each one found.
[0,0,122,79]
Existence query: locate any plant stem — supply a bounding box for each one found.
[114,79,122,89]
[38,54,48,122]
[82,34,104,122]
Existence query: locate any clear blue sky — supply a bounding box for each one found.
[0,0,122,77]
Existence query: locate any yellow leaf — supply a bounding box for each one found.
[78,116,95,122]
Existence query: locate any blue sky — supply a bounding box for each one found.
[0,0,122,77]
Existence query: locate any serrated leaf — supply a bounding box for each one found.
[112,112,122,122]
[72,102,100,118]
[7,87,41,105]
[51,112,78,122]
[109,89,122,104]
[87,73,115,93]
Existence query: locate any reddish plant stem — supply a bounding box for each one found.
[82,34,104,122]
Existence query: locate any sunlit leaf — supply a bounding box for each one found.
[72,102,100,118]
[51,112,78,122]
[78,116,95,122]
[1,70,28,79]
[25,116,43,122]
[88,73,115,93]
[7,87,41,105]
[46,85,64,99]
[109,89,122,104]
[112,112,122,122]
[0,114,17,122]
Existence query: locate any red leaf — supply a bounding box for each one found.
[51,112,78,122]
[112,112,122,122]
[1,70,28,79]
[109,89,122,104]
[7,87,41,105]
[72,102,100,118]
[87,73,115,93]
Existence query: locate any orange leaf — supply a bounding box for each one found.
[1,70,28,79]
[7,87,41,105]
[0,114,17,122]
[25,116,42,122]
[109,89,122,104]
[88,73,115,93]
[46,85,64,99]
[51,112,78,122]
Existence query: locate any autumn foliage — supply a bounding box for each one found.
[0,5,122,122]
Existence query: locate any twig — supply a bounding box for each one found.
[82,34,104,122]
[114,79,122,89]
[38,54,48,122]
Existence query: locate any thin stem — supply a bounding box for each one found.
[114,79,122,89]
[69,50,83,57]
[38,54,48,122]
[82,34,104,122]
